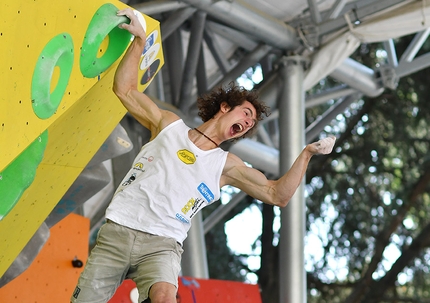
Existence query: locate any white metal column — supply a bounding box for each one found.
[278,56,307,303]
[181,212,209,278]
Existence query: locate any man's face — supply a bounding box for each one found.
[223,101,257,139]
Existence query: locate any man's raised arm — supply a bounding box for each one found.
[112,8,164,132]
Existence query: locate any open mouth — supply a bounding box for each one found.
[232,123,244,135]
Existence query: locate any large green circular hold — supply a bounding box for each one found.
[31,33,74,119]
[80,3,132,78]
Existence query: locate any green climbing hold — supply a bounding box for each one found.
[31,33,74,119]
[80,3,132,78]
[0,131,48,220]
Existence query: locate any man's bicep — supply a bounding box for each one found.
[125,90,163,129]
[223,161,275,203]
[223,154,266,187]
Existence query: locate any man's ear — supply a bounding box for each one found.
[220,102,231,113]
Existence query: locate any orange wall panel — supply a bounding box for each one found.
[0,214,90,302]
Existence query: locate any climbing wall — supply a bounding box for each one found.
[0,214,90,302]
[0,0,164,277]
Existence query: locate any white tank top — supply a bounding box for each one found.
[105,119,228,244]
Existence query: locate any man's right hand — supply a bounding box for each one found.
[117,8,147,41]
[306,136,336,155]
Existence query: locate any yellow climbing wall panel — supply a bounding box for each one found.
[0,0,163,276]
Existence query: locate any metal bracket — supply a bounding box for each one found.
[377,64,399,90]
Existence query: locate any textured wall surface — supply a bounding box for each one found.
[0,0,163,277]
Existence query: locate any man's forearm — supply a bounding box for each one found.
[275,148,313,207]
[113,36,146,97]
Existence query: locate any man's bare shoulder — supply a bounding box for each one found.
[220,152,248,186]
[224,152,246,168]
[160,110,181,128]
[148,110,181,140]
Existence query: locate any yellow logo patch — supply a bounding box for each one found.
[177,149,196,164]
[134,162,144,169]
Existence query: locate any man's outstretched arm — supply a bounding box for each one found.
[221,136,336,207]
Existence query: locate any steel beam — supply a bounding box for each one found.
[179,11,207,112]
[134,0,189,15]
[179,0,299,50]
[330,58,384,97]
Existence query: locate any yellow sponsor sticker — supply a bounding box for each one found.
[134,162,144,169]
[177,149,196,164]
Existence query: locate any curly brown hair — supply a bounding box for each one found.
[196,82,271,139]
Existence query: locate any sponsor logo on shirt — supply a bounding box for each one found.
[177,149,196,164]
[176,213,190,224]
[182,197,196,214]
[189,199,205,219]
[121,173,136,187]
[198,183,215,203]
[180,197,205,219]
[133,162,145,172]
